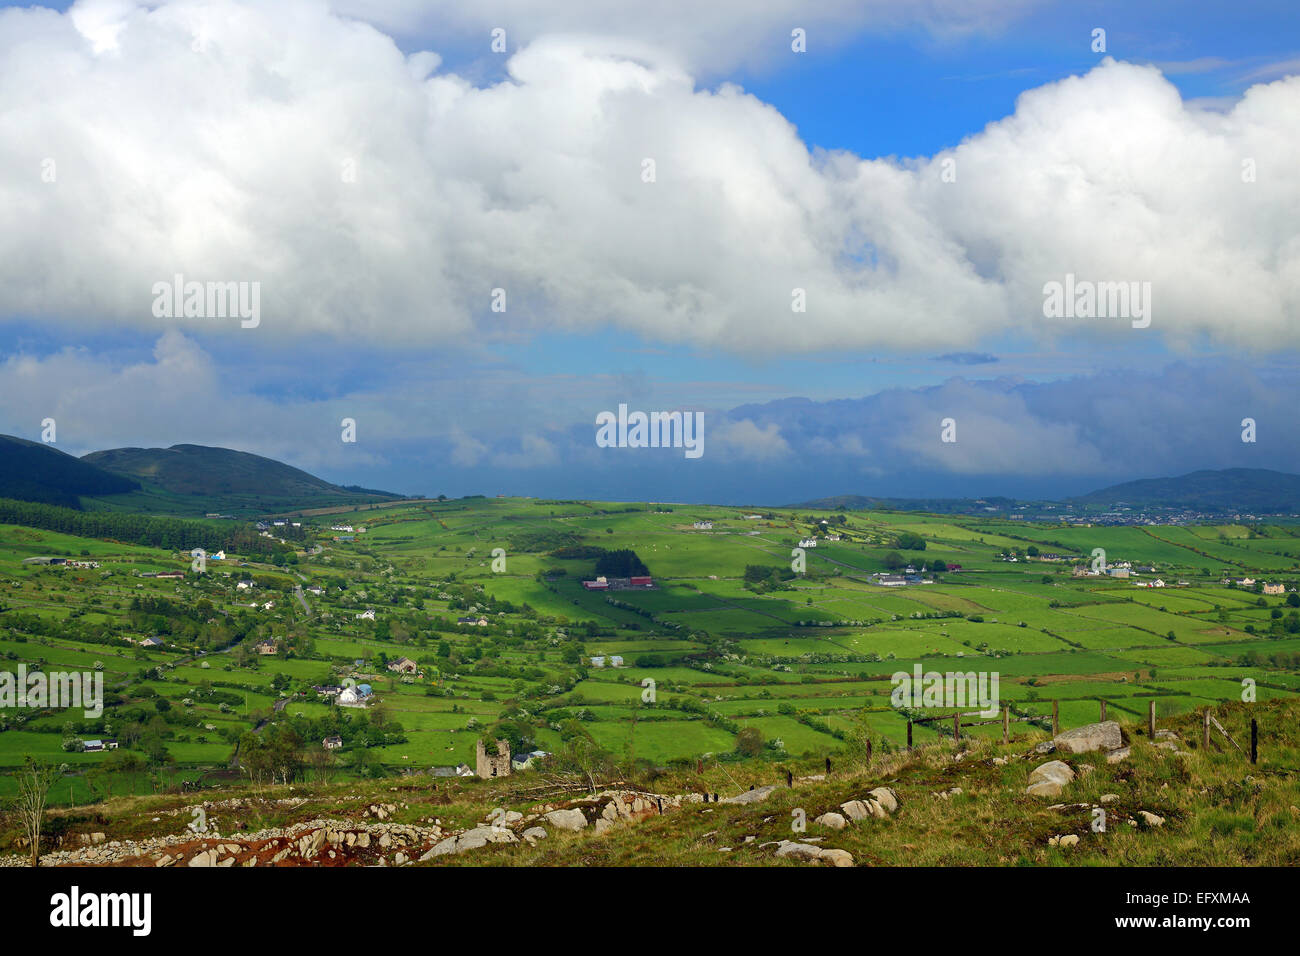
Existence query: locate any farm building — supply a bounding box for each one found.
[388,657,419,674]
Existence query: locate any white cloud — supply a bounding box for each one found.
[714,418,791,461]
[0,2,1297,357]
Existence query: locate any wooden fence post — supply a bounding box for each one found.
[1100,699,1107,722]
[1203,708,1211,750]
[907,720,913,750]
[1148,700,1156,738]
[786,770,793,788]
[825,756,832,776]
[1002,706,1010,745]
[1251,719,1258,765]
[953,712,960,741]
[1051,700,1059,737]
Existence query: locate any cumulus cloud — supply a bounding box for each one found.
[712,417,792,461]
[1,1,1298,359]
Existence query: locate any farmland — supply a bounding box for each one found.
[2,497,1299,805]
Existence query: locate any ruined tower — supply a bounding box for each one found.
[475,737,512,778]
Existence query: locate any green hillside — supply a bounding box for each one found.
[79,443,404,516]
[0,434,139,507]
[1071,468,1300,512]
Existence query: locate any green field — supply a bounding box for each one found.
[2,497,1299,804]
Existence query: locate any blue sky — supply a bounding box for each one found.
[1,1,1298,503]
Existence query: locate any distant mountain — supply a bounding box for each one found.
[0,434,139,508]
[793,469,1300,516]
[1069,469,1300,512]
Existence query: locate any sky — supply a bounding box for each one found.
[1,0,1298,504]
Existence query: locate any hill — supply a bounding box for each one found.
[1069,468,1300,512]
[795,469,1300,517]
[0,434,138,507]
[76,443,404,516]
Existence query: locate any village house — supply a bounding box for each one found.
[692,520,713,530]
[609,655,624,667]
[322,735,343,750]
[387,657,419,674]
[798,538,818,548]
[254,640,278,655]
[236,580,254,590]
[139,636,165,648]
[582,576,610,590]
[511,750,550,771]
[338,684,373,707]
[589,656,606,668]
[1263,582,1286,595]
[356,609,376,621]
[457,615,488,626]
[431,764,475,778]
[877,574,907,587]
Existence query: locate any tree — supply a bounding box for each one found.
[14,759,62,867]
[734,726,765,758]
[882,551,905,571]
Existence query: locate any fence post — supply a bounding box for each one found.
[953,712,960,740]
[1002,706,1010,745]
[907,720,913,750]
[1148,700,1156,738]
[1051,700,1059,737]
[1251,719,1258,765]
[1100,699,1107,722]
[1203,708,1211,750]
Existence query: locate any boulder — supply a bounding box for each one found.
[817,848,855,867]
[839,800,871,822]
[1026,760,1075,798]
[544,808,588,832]
[1106,746,1131,764]
[721,785,778,805]
[813,812,846,830]
[1138,811,1165,828]
[775,842,822,862]
[522,827,547,845]
[868,787,900,814]
[775,841,853,867]
[1053,720,1122,754]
